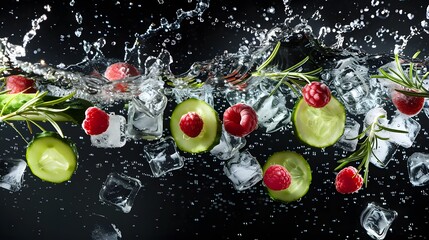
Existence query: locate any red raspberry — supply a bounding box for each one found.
[302,81,331,108]
[391,90,424,116]
[104,62,140,92]
[263,164,292,191]
[179,112,204,138]
[335,166,363,194]
[82,107,110,135]
[223,103,258,137]
[5,75,37,94]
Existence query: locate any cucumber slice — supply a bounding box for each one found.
[170,98,222,153]
[292,97,346,148]
[263,151,312,203]
[26,132,78,183]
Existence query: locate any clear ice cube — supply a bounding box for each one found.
[369,139,398,168]
[91,114,127,148]
[210,126,247,160]
[387,113,421,148]
[143,136,184,177]
[172,84,214,106]
[223,150,263,191]
[331,57,385,115]
[90,214,122,240]
[360,202,398,240]
[0,159,27,192]
[252,94,291,133]
[99,172,142,213]
[407,152,429,187]
[126,92,167,141]
[225,77,270,106]
[335,117,360,152]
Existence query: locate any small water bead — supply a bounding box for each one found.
[376,8,390,19]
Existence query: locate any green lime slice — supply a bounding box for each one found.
[292,97,346,148]
[263,151,312,203]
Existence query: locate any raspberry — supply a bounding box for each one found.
[179,112,204,138]
[5,75,37,94]
[302,81,331,108]
[82,107,110,135]
[263,164,292,191]
[104,62,140,92]
[335,166,363,194]
[391,90,424,116]
[223,103,258,137]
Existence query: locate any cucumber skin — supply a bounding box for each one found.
[26,131,78,183]
[292,97,346,148]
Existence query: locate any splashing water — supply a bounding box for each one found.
[1,1,429,239]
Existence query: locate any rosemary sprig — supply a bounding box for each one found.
[335,113,408,187]
[0,91,81,139]
[371,51,429,97]
[234,41,323,95]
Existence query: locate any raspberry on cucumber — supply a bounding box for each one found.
[262,151,312,203]
[170,98,222,153]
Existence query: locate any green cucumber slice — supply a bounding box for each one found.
[170,98,221,153]
[263,151,312,203]
[292,97,346,148]
[26,132,78,183]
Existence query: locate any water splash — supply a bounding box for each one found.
[22,14,48,48]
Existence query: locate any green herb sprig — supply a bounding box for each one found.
[250,41,323,95]
[0,91,91,142]
[371,51,429,98]
[335,113,407,187]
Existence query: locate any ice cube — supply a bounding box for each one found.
[99,172,142,213]
[210,126,247,160]
[331,57,385,115]
[369,139,398,168]
[135,88,167,118]
[143,136,184,177]
[0,159,27,192]
[224,77,270,106]
[407,152,429,186]
[360,202,398,240]
[252,94,291,133]
[387,113,421,148]
[223,150,263,191]
[89,214,122,240]
[91,114,127,148]
[364,107,388,128]
[172,84,214,106]
[335,117,360,152]
[126,94,166,140]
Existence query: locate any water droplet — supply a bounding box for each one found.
[371,0,380,7]
[75,12,83,24]
[364,35,372,43]
[376,8,390,19]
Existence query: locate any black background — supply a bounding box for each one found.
[1,0,429,239]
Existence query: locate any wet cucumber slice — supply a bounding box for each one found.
[263,151,312,203]
[292,97,346,148]
[26,132,78,183]
[170,98,221,153]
